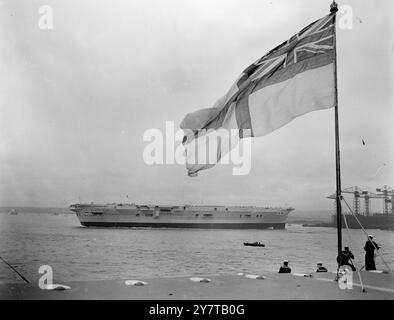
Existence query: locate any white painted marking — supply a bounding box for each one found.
[41,284,71,290]
[124,280,148,286]
[293,273,313,278]
[189,277,211,283]
[245,274,265,280]
[315,278,334,282]
[315,277,394,294]
[352,282,394,294]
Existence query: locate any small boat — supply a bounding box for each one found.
[9,209,18,215]
[243,242,265,247]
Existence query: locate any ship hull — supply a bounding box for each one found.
[79,221,286,229]
[335,214,394,231]
[70,204,292,230]
[304,213,394,231]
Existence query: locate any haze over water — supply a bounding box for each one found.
[0,212,393,284]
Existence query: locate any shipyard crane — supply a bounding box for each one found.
[376,185,394,215]
[358,190,383,217]
[341,186,362,215]
[326,193,336,213]
[327,187,362,215]
[340,186,378,216]
[360,190,371,216]
[329,186,390,216]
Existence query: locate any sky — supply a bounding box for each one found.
[0,0,393,211]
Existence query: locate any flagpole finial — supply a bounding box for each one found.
[330,1,339,13]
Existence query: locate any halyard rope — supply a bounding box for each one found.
[341,197,392,274]
[342,213,365,292]
[0,255,30,283]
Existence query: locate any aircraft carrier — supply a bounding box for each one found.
[70,203,294,229]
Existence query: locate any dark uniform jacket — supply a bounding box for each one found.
[278,266,291,273]
[336,250,354,265]
[316,266,328,272]
[364,241,379,256]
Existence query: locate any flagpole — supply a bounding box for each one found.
[330,1,342,268]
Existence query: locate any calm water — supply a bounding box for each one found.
[0,212,393,284]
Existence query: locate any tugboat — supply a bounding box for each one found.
[243,242,265,247]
